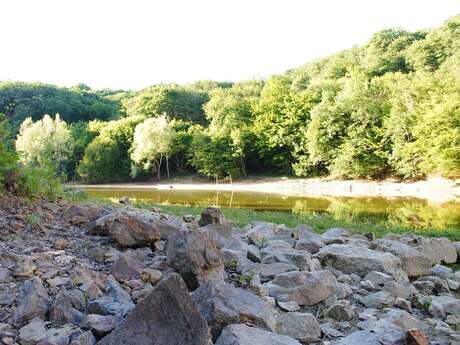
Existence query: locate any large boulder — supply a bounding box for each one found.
[268,270,338,306]
[275,312,321,343]
[167,229,226,289]
[199,207,225,227]
[13,277,51,325]
[97,273,212,345]
[110,253,144,282]
[62,204,105,225]
[49,290,86,327]
[215,324,301,345]
[192,280,276,340]
[314,244,401,277]
[370,239,432,277]
[18,319,47,345]
[409,237,457,265]
[94,210,176,247]
[429,295,460,319]
[261,247,317,271]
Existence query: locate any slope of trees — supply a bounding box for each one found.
[3,14,460,183]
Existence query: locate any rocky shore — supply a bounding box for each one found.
[0,196,460,345]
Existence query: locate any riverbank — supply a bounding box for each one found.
[73,176,460,203]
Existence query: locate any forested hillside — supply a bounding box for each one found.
[1,15,459,184]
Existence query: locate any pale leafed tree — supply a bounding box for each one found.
[15,114,73,175]
[130,115,176,180]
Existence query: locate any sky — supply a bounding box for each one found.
[1,0,459,90]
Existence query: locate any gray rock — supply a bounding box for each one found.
[215,324,301,345]
[429,295,460,319]
[192,280,276,340]
[432,264,454,280]
[371,239,432,277]
[276,301,300,312]
[49,290,86,327]
[359,291,395,309]
[268,270,338,306]
[261,248,316,271]
[410,236,457,265]
[0,267,12,282]
[87,296,133,317]
[86,314,123,337]
[364,271,394,287]
[314,244,401,277]
[110,254,144,282]
[394,297,412,313]
[332,330,380,345]
[245,262,298,282]
[45,325,74,345]
[18,319,47,345]
[275,312,321,342]
[322,228,350,240]
[326,300,356,321]
[247,222,278,246]
[382,308,421,330]
[98,273,212,345]
[69,331,96,345]
[321,323,344,338]
[198,207,225,226]
[13,277,51,325]
[105,275,134,306]
[294,229,325,254]
[372,319,406,345]
[167,229,226,289]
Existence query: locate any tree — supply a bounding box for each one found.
[0,113,17,189]
[15,114,73,176]
[66,122,98,180]
[253,75,319,174]
[130,116,176,180]
[77,136,124,183]
[189,130,242,179]
[0,81,122,134]
[124,84,209,123]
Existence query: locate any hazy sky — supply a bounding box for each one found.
[1,0,459,90]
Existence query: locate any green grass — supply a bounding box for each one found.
[130,201,460,241]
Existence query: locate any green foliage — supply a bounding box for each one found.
[15,114,73,177]
[67,122,98,180]
[5,15,460,183]
[189,129,242,179]
[0,81,122,134]
[0,114,18,188]
[125,84,209,123]
[77,136,124,183]
[131,116,176,180]
[78,116,143,183]
[16,164,64,200]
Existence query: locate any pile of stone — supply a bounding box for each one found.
[0,200,460,345]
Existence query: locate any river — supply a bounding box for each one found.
[81,186,460,232]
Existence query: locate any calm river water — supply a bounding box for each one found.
[81,187,460,232]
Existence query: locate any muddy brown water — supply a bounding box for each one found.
[81,187,460,232]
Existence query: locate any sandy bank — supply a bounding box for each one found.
[73,177,460,203]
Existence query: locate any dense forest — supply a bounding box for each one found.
[1,15,459,188]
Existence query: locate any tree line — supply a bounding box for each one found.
[1,15,459,186]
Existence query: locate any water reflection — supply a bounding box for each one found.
[82,187,460,231]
